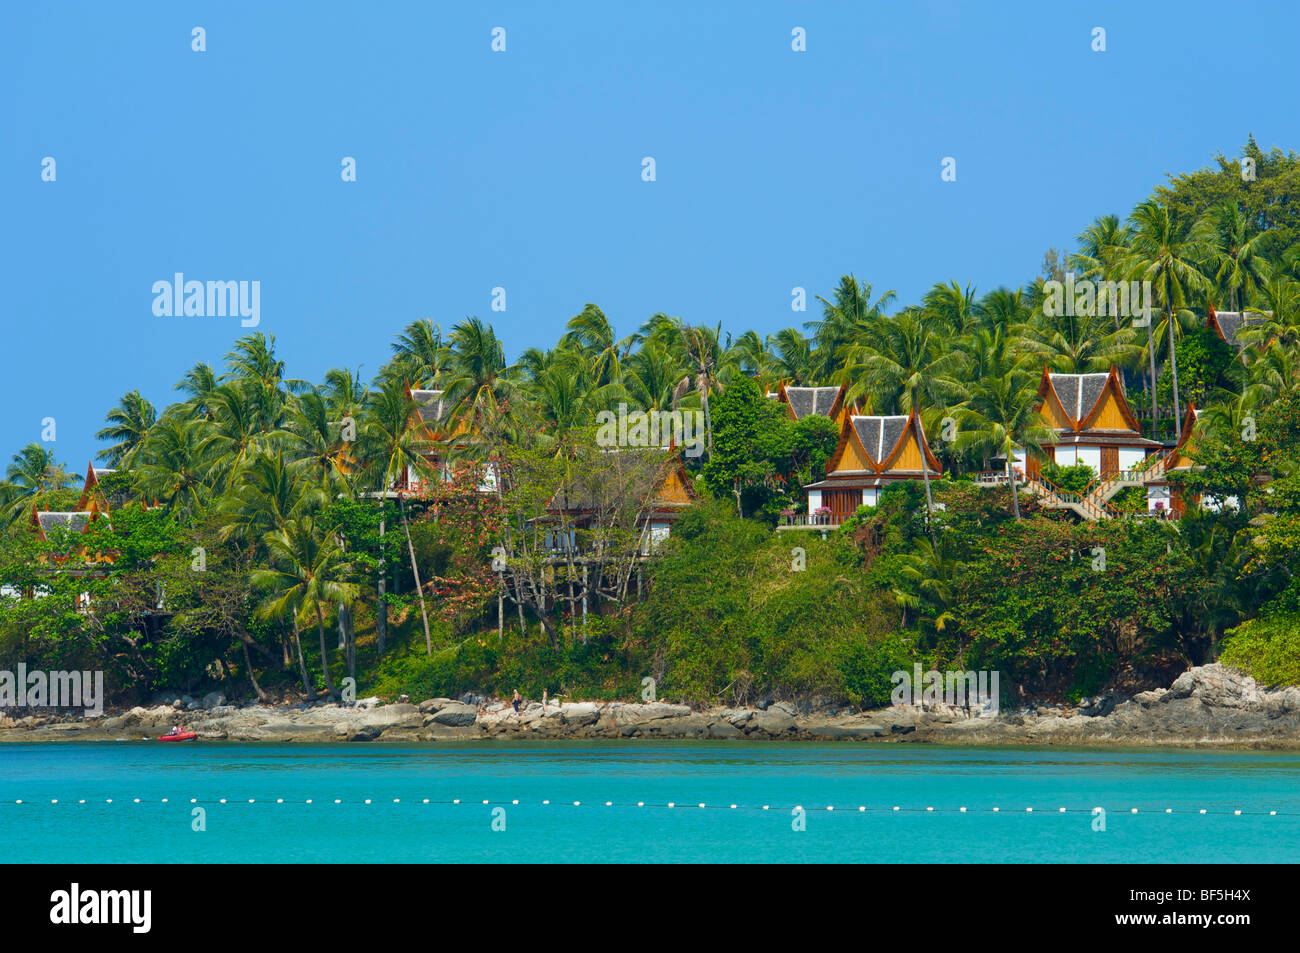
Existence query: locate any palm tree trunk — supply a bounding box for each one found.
[399,494,433,656]
[913,388,937,543]
[292,616,316,700]
[1006,455,1021,520]
[1167,310,1182,442]
[376,503,387,656]
[241,641,269,703]
[315,603,337,699]
[1146,323,1159,430]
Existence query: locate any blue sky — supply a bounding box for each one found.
[2,1,1297,470]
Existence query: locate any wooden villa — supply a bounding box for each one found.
[397,384,497,494]
[544,447,699,555]
[1030,366,1163,479]
[791,407,942,527]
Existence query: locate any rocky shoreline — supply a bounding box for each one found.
[3,664,1299,748]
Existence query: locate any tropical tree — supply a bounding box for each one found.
[95,391,157,467]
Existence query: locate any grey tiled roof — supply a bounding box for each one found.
[410,389,450,424]
[1214,311,1269,349]
[1048,372,1110,423]
[783,386,841,419]
[37,512,91,534]
[850,415,911,467]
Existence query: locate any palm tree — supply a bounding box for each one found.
[561,304,631,389]
[842,309,964,537]
[1205,203,1271,315]
[95,391,157,467]
[1,444,75,525]
[388,319,447,388]
[359,377,435,655]
[809,275,896,379]
[954,372,1058,519]
[135,415,208,520]
[1125,200,1213,441]
[174,361,220,420]
[441,317,513,435]
[252,517,360,700]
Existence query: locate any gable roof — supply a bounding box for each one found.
[775,383,846,421]
[825,406,943,476]
[546,448,700,516]
[407,386,451,425]
[1037,365,1146,434]
[1207,307,1270,350]
[29,498,108,542]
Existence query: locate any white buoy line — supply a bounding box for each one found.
[1,798,1291,816]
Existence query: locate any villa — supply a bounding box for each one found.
[770,382,859,429]
[791,407,943,527]
[1029,366,1163,479]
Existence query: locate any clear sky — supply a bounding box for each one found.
[3,1,1297,470]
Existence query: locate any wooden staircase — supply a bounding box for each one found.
[1021,451,1171,521]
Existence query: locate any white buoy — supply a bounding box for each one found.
[335,799,342,804]
[606,801,613,806]
[190,798,196,803]
[826,806,834,811]
[927,807,934,812]
[1199,808,1207,814]
[858,806,866,812]
[453,798,460,804]
[1026,807,1033,813]
[541,799,549,805]
[762,805,769,810]
[1059,808,1066,813]
[698,803,705,809]
[134,798,141,803]
[1130,808,1138,814]
[1165,808,1172,814]
[422,799,430,804]
[667,802,675,808]
[306,799,313,804]
[277,799,284,804]
[364,799,371,804]
[512,799,519,805]
[731,804,738,810]
[893,806,900,812]
[637,801,644,807]
[1234,809,1242,815]
[992,807,1000,812]
[573,800,581,806]
[393,799,400,803]
[218,798,226,804]
[959,807,967,813]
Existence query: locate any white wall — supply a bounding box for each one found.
[1118,448,1146,470]
[1147,484,1170,513]
[807,489,822,512]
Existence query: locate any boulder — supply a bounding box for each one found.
[745,707,796,735]
[202,692,226,710]
[560,702,600,727]
[419,698,453,714]
[429,702,478,727]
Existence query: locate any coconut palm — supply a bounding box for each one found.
[1124,200,1214,440]
[842,309,965,536]
[252,517,360,700]
[389,319,448,388]
[954,371,1058,519]
[135,415,208,521]
[1,443,75,525]
[95,390,157,467]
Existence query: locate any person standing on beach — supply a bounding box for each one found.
[512,689,521,715]
[542,689,548,710]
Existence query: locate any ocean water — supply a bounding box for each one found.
[2,742,1298,863]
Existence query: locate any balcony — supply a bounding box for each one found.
[776,513,840,531]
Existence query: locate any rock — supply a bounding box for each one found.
[769,701,798,717]
[746,708,796,735]
[610,702,692,727]
[560,702,600,727]
[356,697,381,709]
[429,702,478,727]
[706,720,742,739]
[1188,664,1262,709]
[202,692,226,710]
[1169,671,1196,699]
[419,698,453,713]
[1134,689,1168,707]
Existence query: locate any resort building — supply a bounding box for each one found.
[1207,307,1269,353]
[770,382,858,429]
[1145,403,1200,517]
[1031,366,1163,478]
[399,384,497,493]
[544,448,699,554]
[795,407,943,526]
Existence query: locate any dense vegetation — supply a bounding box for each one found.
[2,138,1299,708]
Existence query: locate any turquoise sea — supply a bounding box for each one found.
[3,742,1298,863]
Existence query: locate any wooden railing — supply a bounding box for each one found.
[778,513,837,528]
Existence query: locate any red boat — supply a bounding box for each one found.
[157,731,198,742]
